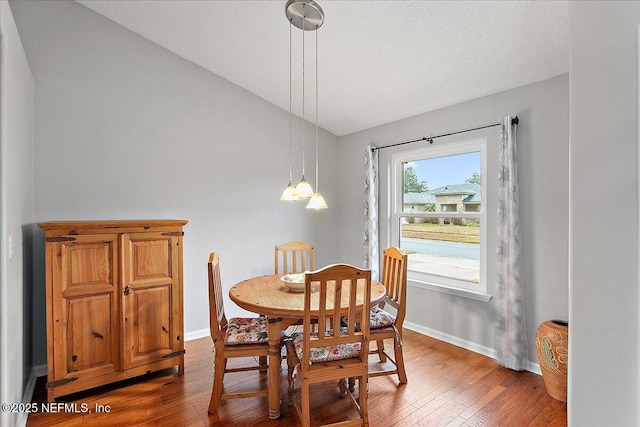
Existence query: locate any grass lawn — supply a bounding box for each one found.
[401,223,480,244]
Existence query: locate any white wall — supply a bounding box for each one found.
[0,1,35,426]
[10,0,340,367]
[337,74,569,366]
[569,2,639,425]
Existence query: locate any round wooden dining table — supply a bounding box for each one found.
[229,273,386,419]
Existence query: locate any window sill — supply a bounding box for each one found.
[408,279,492,302]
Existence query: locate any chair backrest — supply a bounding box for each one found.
[300,264,372,369]
[208,252,228,343]
[274,241,314,274]
[380,247,408,327]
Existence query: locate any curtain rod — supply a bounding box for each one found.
[370,116,519,153]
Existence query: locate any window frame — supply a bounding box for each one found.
[390,138,488,298]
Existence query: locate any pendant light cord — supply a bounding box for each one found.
[314,24,319,192]
[288,20,293,183]
[301,5,306,178]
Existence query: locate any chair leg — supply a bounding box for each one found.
[287,361,296,406]
[208,350,226,413]
[284,339,297,406]
[259,315,268,367]
[259,355,267,367]
[301,381,311,427]
[359,375,369,426]
[287,372,295,406]
[339,379,348,396]
[395,338,408,384]
[376,339,387,362]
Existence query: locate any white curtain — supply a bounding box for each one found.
[364,145,379,281]
[495,116,527,371]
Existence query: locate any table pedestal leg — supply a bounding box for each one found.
[268,318,282,419]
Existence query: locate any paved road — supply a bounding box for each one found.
[400,237,479,260]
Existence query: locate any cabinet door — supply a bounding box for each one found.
[49,235,120,383]
[121,232,182,369]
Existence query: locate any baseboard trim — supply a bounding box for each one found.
[526,359,542,375]
[185,328,209,342]
[403,321,541,375]
[33,364,47,378]
[17,364,44,427]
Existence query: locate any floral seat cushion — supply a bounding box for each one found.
[224,317,268,345]
[292,332,361,363]
[370,305,395,329]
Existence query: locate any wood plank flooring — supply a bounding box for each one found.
[27,330,566,426]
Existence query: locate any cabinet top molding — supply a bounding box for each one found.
[38,219,188,235]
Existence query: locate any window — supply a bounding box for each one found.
[391,138,487,297]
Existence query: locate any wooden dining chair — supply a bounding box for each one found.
[284,264,372,427]
[207,252,270,414]
[368,246,408,384]
[274,241,317,337]
[274,241,314,274]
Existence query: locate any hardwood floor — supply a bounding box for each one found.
[27,330,566,426]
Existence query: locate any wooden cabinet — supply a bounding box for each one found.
[38,220,187,401]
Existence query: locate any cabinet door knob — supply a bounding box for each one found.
[124,285,133,296]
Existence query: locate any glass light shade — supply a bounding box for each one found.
[280,182,301,201]
[306,193,328,209]
[294,177,314,198]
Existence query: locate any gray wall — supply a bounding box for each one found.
[337,74,569,365]
[569,2,639,425]
[10,0,340,367]
[0,1,35,426]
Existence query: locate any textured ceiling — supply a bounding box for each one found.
[76,0,569,136]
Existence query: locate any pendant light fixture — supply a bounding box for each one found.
[284,0,324,203]
[280,21,301,201]
[306,21,327,209]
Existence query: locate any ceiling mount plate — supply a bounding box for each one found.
[285,0,324,31]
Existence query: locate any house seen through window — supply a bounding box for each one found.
[391,139,487,294]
